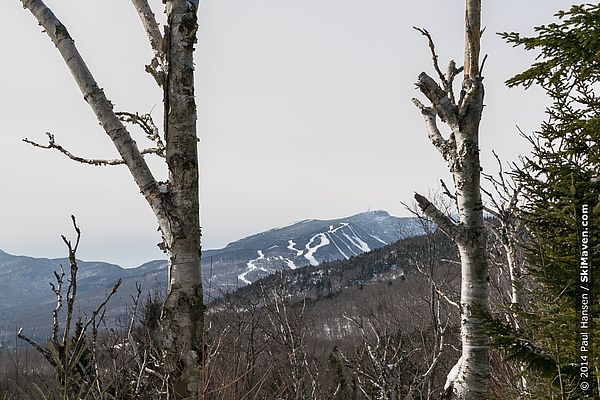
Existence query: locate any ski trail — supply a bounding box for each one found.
[287,240,304,256]
[345,225,371,252]
[327,225,349,259]
[284,258,298,270]
[238,250,265,285]
[331,224,359,256]
[368,233,388,245]
[277,256,298,270]
[304,233,330,266]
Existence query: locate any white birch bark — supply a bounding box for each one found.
[19,0,204,398]
[130,0,166,85]
[19,0,165,220]
[485,193,528,392]
[160,1,204,398]
[412,0,489,398]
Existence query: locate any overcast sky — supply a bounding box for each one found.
[0,0,575,267]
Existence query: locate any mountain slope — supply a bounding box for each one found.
[221,229,459,306]
[0,210,423,343]
[203,210,425,296]
[0,250,168,344]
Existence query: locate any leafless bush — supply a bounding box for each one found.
[4,219,463,400]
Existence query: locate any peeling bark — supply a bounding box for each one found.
[20,0,204,398]
[413,0,489,398]
[160,3,204,396]
[131,0,166,86]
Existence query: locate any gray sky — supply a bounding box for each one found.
[0,0,573,267]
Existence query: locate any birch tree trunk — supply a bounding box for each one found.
[161,1,205,397]
[412,0,489,398]
[19,0,204,398]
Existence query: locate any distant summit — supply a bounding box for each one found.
[0,210,424,343]
[202,210,425,296]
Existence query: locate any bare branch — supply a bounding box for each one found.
[17,329,53,363]
[416,73,448,105]
[116,111,165,155]
[491,150,508,188]
[413,27,447,88]
[414,27,466,108]
[414,192,463,243]
[50,266,65,343]
[416,72,459,128]
[70,214,81,252]
[412,99,455,163]
[131,0,166,86]
[480,157,507,213]
[23,132,164,166]
[414,260,460,309]
[61,216,81,350]
[480,53,489,76]
[480,187,502,218]
[128,282,143,341]
[20,0,164,213]
[439,179,457,201]
[76,279,122,345]
[130,0,164,56]
[445,60,463,104]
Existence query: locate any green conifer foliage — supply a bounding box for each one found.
[495,4,599,398]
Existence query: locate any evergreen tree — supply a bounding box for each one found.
[491,4,599,398]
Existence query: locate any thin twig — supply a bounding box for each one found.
[77,279,123,345]
[23,132,163,166]
[414,27,447,90]
[116,111,166,155]
[62,216,81,352]
[439,179,457,201]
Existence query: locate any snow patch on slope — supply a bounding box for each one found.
[342,225,371,253]
[326,224,349,259]
[348,225,371,252]
[238,250,265,285]
[277,256,298,270]
[368,233,388,245]
[284,258,298,270]
[304,233,330,266]
[287,240,303,256]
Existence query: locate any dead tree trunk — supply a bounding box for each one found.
[19,0,204,398]
[412,0,489,398]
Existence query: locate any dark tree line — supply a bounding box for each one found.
[7,1,598,399]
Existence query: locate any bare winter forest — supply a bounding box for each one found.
[0,0,598,399]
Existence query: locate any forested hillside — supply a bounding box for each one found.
[1,1,597,399]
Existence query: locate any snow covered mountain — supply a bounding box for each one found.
[202,210,425,297]
[0,210,424,343]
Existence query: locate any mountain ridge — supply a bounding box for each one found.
[0,210,425,343]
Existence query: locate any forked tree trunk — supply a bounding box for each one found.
[19,0,204,398]
[412,0,489,398]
